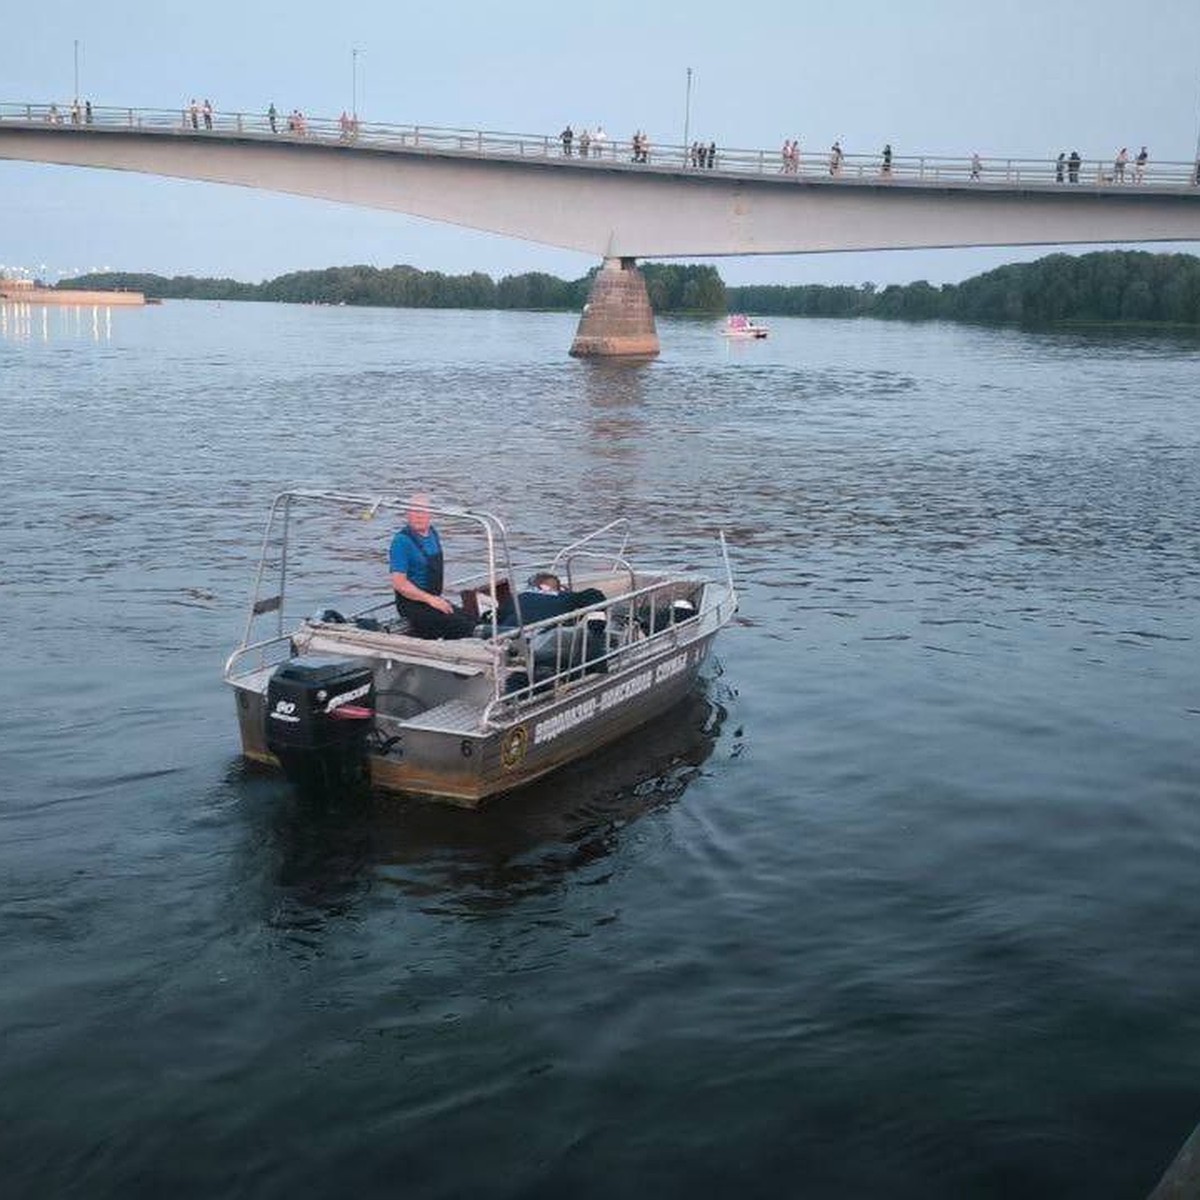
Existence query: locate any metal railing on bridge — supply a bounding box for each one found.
[4,100,1199,191]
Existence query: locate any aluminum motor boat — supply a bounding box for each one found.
[224,491,737,807]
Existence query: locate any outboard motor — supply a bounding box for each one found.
[266,657,375,796]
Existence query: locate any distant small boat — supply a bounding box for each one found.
[721,313,768,339]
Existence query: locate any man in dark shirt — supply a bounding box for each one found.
[497,573,609,681]
[389,493,475,639]
[497,572,606,628]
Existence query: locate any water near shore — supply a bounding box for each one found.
[2,300,1198,1199]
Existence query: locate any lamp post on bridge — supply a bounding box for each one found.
[1193,77,1200,181]
[352,47,361,121]
[73,39,79,107]
[683,66,693,166]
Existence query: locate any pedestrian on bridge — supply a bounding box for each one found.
[1055,152,1065,183]
[829,140,843,175]
[1067,150,1081,183]
[881,143,892,176]
[268,102,278,134]
[560,125,573,155]
[1135,146,1148,183]
[1114,147,1128,182]
[203,99,213,131]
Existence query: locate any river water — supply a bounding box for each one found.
[1,299,1198,1199]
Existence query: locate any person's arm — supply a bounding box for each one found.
[391,570,452,613]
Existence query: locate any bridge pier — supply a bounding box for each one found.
[569,257,659,359]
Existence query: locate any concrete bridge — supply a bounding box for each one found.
[3,101,1200,356]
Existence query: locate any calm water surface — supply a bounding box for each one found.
[1,300,1198,1198]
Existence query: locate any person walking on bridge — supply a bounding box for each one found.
[268,102,278,133]
[1067,149,1081,183]
[560,124,573,155]
[1135,146,1148,183]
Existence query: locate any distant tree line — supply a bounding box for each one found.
[59,263,729,315]
[726,251,1200,326]
[60,251,1200,326]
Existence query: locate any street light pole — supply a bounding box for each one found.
[73,39,79,105]
[1193,77,1200,176]
[352,47,360,120]
[683,67,693,165]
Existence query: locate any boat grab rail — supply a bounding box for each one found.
[480,574,720,725]
[557,547,638,597]
[549,518,631,574]
[224,629,295,682]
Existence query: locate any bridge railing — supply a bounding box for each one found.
[4,100,1199,191]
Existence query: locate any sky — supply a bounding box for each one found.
[3,0,1200,287]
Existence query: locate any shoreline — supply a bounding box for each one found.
[0,286,146,307]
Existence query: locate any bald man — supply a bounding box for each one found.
[389,494,475,639]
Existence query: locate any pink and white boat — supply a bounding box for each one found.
[721,313,769,339]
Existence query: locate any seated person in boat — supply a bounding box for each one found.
[389,493,475,640]
[496,572,606,628]
[498,573,610,683]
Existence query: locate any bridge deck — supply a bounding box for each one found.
[4,100,1198,193]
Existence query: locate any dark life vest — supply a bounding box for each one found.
[395,527,444,600]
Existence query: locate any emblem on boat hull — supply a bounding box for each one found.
[501,725,528,769]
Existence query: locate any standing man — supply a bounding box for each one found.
[268,102,278,133]
[389,494,475,639]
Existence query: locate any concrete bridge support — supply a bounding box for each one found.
[569,257,659,359]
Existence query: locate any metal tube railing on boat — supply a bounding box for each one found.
[481,576,708,725]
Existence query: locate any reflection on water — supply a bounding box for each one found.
[0,302,115,343]
[249,682,730,932]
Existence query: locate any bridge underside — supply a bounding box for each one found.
[3,125,1200,260]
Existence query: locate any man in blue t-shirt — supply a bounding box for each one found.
[389,494,475,639]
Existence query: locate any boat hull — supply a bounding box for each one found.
[233,630,719,807]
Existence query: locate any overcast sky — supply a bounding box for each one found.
[3,0,1199,286]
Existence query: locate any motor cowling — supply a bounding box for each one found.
[266,657,375,795]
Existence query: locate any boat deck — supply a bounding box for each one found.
[395,696,485,734]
